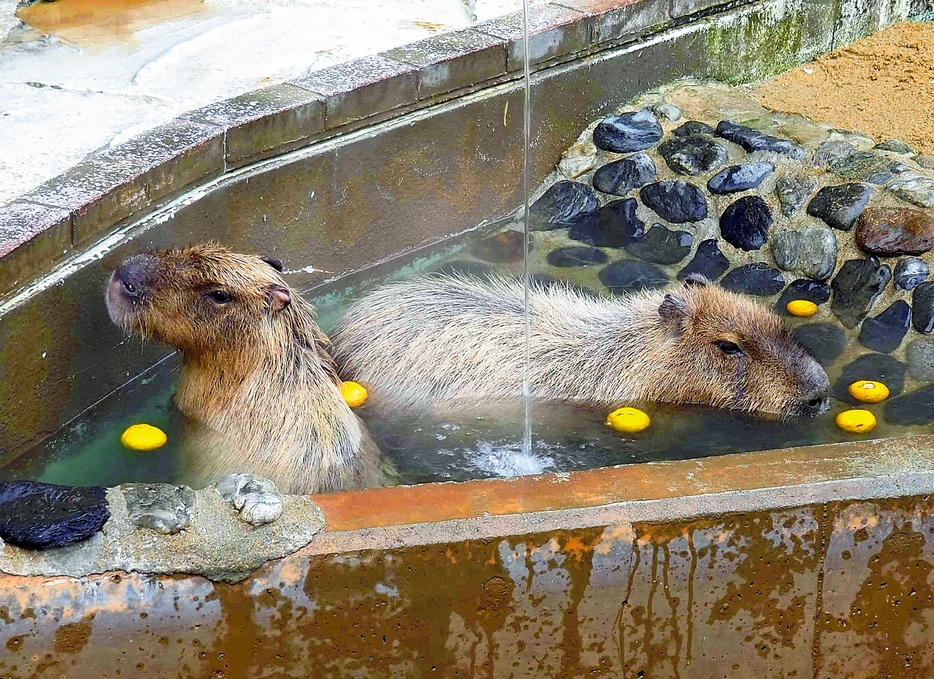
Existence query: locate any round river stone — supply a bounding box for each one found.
[640,180,708,223]
[677,239,729,281]
[593,111,663,153]
[855,207,934,257]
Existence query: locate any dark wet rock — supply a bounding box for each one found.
[625,224,693,264]
[436,260,496,278]
[529,181,599,230]
[829,150,906,185]
[907,338,934,381]
[895,257,930,291]
[875,139,914,154]
[593,111,663,153]
[793,323,846,367]
[122,483,195,535]
[640,180,707,223]
[546,246,609,267]
[858,300,911,354]
[720,263,785,296]
[831,257,891,328]
[647,103,681,121]
[855,207,934,257]
[471,230,526,263]
[592,153,656,196]
[719,195,772,251]
[657,135,728,176]
[775,173,818,217]
[775,279,831,315]
[569,198,645,248]
[834,353,906,405]
[913,282,934,334]
[673,120,715,137]
[806,183,874,231]
[714,120,807,159]
[885,384,934,425]
[216,473,283,526]
[707,162,774,195]
[888,174,934,209]
[677,239,729,281]
[771,227,837,281]
[813,140,857,168]
[0,481,109,549]
[599,260,668,294]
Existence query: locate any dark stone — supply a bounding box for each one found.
[907,338,934,381]
[913,282,934,334]
[640,181,707,223]
[592,153,656,196]
[793,323,846,367]
[657,135,728,175]
[677,239,729,281]
[830,257,892,328]
[529,181,599,230]
[546,246,609,267]
[775,173,818,217]
[707,162,774,194]
[775,279,831,315]
[884,384,934,425]
[858,300,911,354]
[0,481,109,550]
[599,260,669,294]
[814,140,857,168]
[593,110,663,153]
[895,257,930,291]
[855,207,934,257]
[720,263,785,296]
[875,139,914,154]
[673,120,715,137]
[471,230,526,263]
[568,198,644,248]
[719,195,772,251]
[436,260,496,278]
[714,120,807,159]
[806,183,874,231]
[834,353,906,405]
[625,224,693,264]
[829,150,906,185]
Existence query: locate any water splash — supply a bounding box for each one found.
[468,441,555,477]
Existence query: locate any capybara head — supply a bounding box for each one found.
[106,242,299,357]
[654,275,830,418]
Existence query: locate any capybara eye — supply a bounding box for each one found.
[715,340,743,356]
[207,290,232,304]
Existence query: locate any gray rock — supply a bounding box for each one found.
[813,140,856,168]
[829,150,907,185]
[888,174,934,209]
[216,473,284,527]
[775,173,818,217]
[907,338,934,382]
[916,155,934,170]
[647,103,682,121]
[875,139,914,154]
[771,226,838,281]
[557,142,597,179]
[122,483,195,535]
[658,135,728,176]
[895,257,930,291]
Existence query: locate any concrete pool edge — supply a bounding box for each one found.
[3,434,933,580]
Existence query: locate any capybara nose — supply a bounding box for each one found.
[799,392,831,417]
[113,255,155,299]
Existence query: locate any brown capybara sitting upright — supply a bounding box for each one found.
[331,273,831,418]
[106,242,387,494]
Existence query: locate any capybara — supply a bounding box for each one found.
[106,242,389,494]
[331,273,831,418]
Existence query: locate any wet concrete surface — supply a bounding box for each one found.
[3,494,934,677]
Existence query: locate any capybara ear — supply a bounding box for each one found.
[261,256,284,272]
[659,293,690,334]
[267,284,291,313]
[683,273,709,288]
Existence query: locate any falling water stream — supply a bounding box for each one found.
[520,0,533,458]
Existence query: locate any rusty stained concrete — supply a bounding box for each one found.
[3,494,934,677]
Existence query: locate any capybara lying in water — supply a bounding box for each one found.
[106,242,387,494]
[331,273,831,418]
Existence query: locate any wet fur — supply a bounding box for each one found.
[106,242,386,495]
[331,274,830,417]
